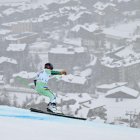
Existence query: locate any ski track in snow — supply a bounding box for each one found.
[0,106,140,140]
[0,106,138,129]
[0,106,86,124]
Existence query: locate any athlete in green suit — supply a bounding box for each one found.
[34,63,67,112]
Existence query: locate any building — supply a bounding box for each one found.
[6,44,27,58]
[6,43,31,71]
[93,1,117,26]
[103,20,140,50]
[70,23,105,56]
[2,21,33,34]
[48,45,90,72]
[48,74,89,93]
[100,46,140,83]
[133,36,140,53]
[105,86,140,99]
[0,56,18,83]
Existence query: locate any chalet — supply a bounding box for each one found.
[105,86,140,99]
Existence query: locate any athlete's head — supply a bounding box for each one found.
[44,63,53,70]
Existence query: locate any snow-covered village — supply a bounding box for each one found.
[0,0,140,130]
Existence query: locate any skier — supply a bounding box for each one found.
[34,63,67,112]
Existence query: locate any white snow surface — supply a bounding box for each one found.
[0,106,140,140]
[93,2,116,11]
[72,23,99,32]
[50,46,85,54]
[13,71,36,79]
[103,20,140,39]
[106,86,139,98]
[0,56,17,64]
[7,44,26,52]
[97,82,127,89]
[61,74,87,84]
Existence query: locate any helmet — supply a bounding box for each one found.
[44,63,53,70]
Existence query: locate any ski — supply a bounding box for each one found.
[30,108,87,120]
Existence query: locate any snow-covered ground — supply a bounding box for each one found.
[0,106,140,140]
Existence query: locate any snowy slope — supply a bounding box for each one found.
[0,106,140,140]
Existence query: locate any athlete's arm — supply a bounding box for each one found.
[51,70,67,75]
[51,70,61,75]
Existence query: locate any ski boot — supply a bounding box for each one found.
[47,102,57,113]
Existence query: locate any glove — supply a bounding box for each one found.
[60,70,67,75]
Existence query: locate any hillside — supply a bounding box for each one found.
[0,106,140,140]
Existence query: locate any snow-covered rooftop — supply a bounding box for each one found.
[71,23,99,33]
[101,47,140,68]
[106,86,139,98]
[49,46,85,54]
[115,46,134,58]
[116,0,131,2]
[94,10,105,16]
[0,29,11,35]
[103,20,140,39]
[5,32,38,41]
[29,42,50,51]
[80,68,92,77]
[13,71,36,79]
[59,6,86,14]
[68,11,91,21]
[7,44,26,52]
[86,56,97,66]
[61,74,87,85]
[0,56,17,64]
[3,8,22,16]
[38,12,59,22]
[93,2,116,11]
[0,0,28,3]
[97,82,127,89]
[63,38,81,47]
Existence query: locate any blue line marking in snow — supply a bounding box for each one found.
[0,106,86,124]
